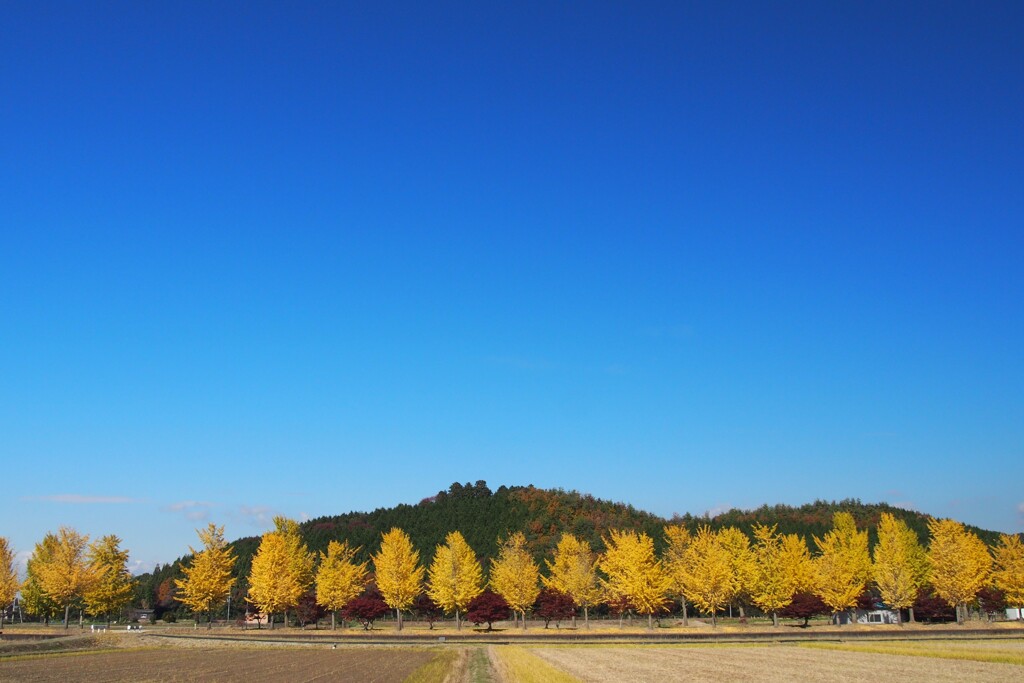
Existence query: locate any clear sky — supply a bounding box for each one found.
[2,1,1022,573]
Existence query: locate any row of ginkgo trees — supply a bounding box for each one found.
[0,531,135,629]
[171,512,1024,630]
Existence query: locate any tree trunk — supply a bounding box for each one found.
[79,609,83,630]
[712,610,717,628]
[64,604,70,630]
[396,608,402,631]
[332,611,336,630]
[522,610,527,630]
[682,599,689,626]
[648,612,653,630]
[908,607,916,623]
[456,608,460,631]
[207,611,212,629]
[896,608,902,626]
[738,604,745,619]
[584,606,589,629]
[772,610,778,628]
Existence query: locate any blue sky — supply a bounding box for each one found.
[2,1,1022,572]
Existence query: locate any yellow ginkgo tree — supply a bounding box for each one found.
[427,531,483,630]
[0,538,18,631]
[36,527,95,630]
[315,540,368,630]
[21,534,60,623]
[490,531,540,629]
[813,512,870,625]
[749,523,806,627]
[927,518,991,624]
[718,526,755,619]
[373,528,424,630]
[662,525,693,625]
[871,513,926,625]
[176,524,236,629]
[84,535,135,627]
[248,517,314,629]
[543,533,601,628]
[598,529,669,630]
[681,526,734,627]
[992,534,1024,621]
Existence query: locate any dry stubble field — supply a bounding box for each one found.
[3,634,1024,682]
[0,647,433,683]
[530,642,1024,683]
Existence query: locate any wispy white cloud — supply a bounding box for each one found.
[163,500,214,522]
[704,504,731,518]
[881,491,917,512]
[128,559,159,576]
[23,494,142,504]
[235,505,278,529]
[14,550,31,579]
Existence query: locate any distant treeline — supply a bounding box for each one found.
[131,482,1013,619]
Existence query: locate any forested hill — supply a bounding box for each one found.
[137,482,1011,609]
[224,482,667,582]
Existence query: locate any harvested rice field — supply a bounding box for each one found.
[0,647,434,683]
[529,643,1024,683]
[3,637,1023,682]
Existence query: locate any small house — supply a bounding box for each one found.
[836,608,901,625]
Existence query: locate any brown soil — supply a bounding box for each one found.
[0,647,432,682]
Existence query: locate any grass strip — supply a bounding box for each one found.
[493,646,581,683]
[404,648,460,683]
[468,647,495,682]
[799,641,1024,666]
